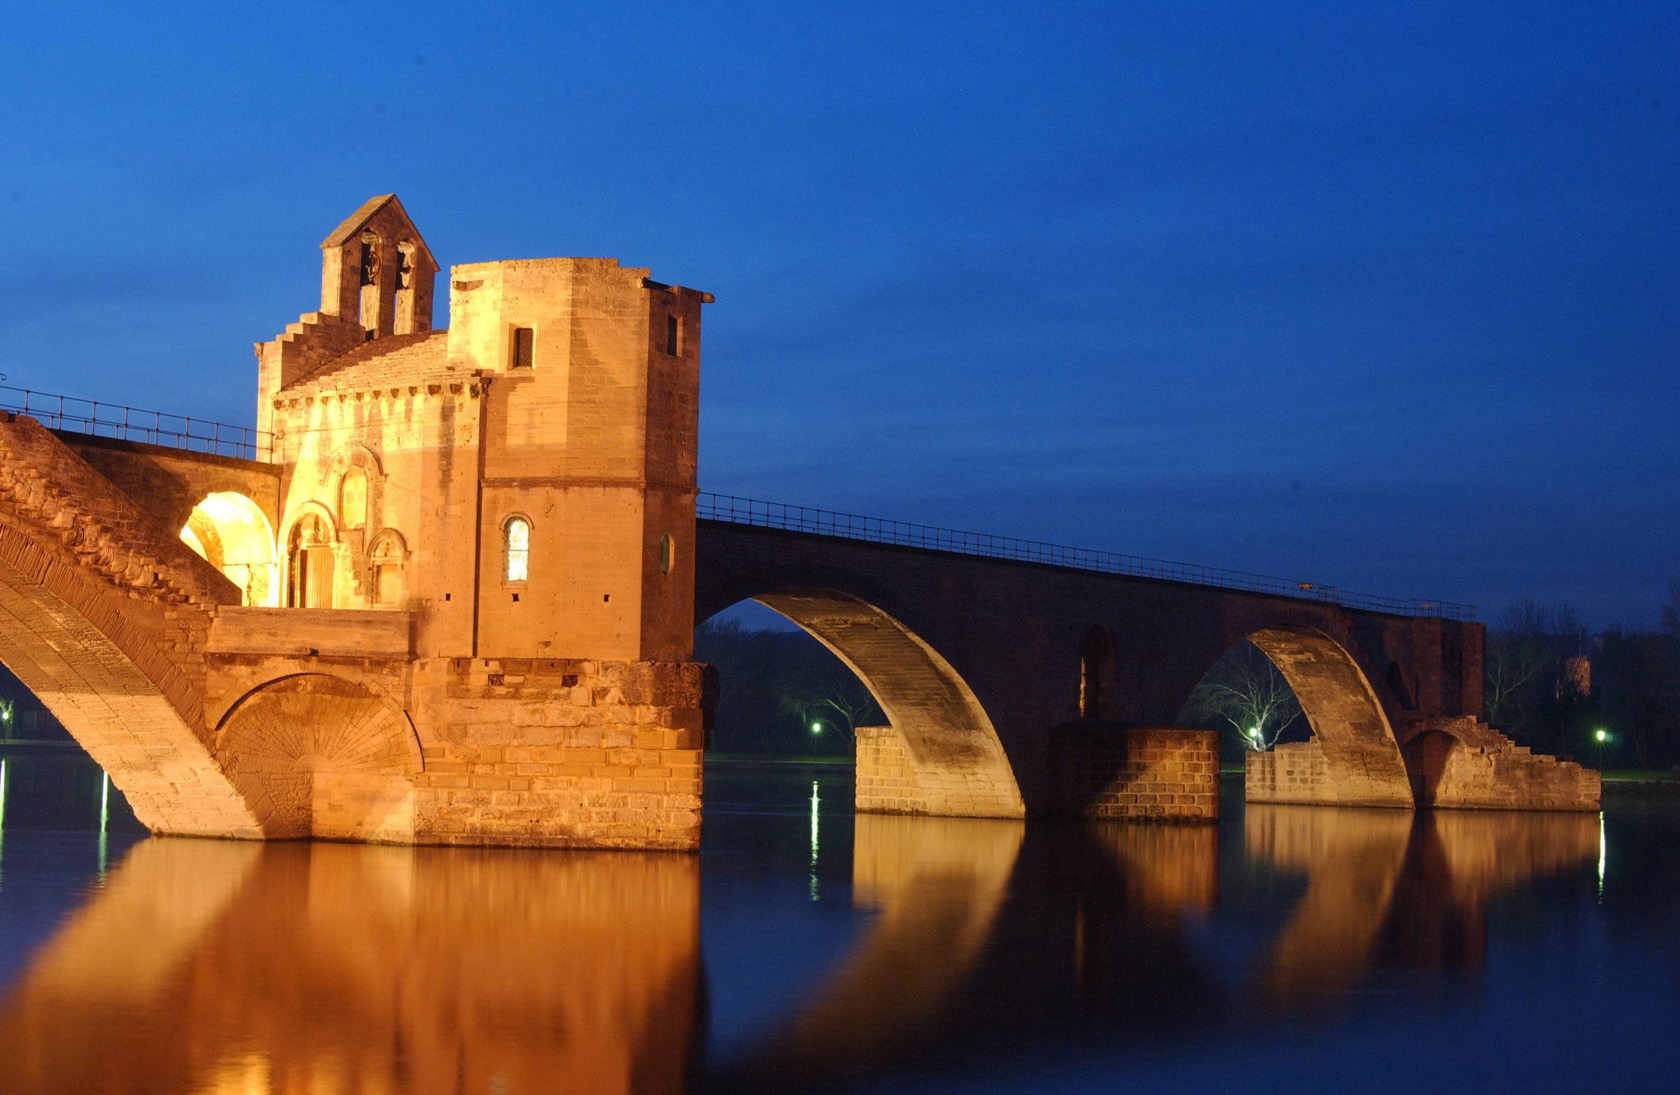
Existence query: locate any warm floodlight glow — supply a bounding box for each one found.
[180,491,278,606]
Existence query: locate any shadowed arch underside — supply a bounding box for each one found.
[214,674,422,841]
[1244,627,1413,807]
[753,591,1025,819]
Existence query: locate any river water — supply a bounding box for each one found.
[0,754,1676,1094]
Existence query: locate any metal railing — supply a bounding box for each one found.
[0,385,270,460]
[697,493,1476,620]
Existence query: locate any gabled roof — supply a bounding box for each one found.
[319,194,437,268]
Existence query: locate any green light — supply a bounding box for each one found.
[1595,728,1609,743]
[810,722,823,735]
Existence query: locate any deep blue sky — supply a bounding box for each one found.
[2,2,1675,625]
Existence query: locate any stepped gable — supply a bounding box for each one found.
[281,328,457,394]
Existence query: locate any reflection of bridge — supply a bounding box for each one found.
[0,197,1596,848]
[0,807,1599,1093]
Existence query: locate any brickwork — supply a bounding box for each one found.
[0,413,260,836]
[61,433,282,541]
[1049,726,1219,821]
[854,725,927,814]
[761,590,1024,819]
[408,657,704,849]
[1249,717,1601,811]
[1404,716,1600,812]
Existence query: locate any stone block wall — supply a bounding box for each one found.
[1048,726,1218,821]
[409,657,705,849]
[1413,718,1600,812]
[1249,721,1601,812]
[854,724,927,814]
[1245,740,1333,805]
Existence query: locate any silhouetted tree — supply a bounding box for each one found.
[1483,600,1585,751]
[694,618,884,755]
[1181,641,1304,752]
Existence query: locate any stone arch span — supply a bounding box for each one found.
[1223,624,1414,807]
[731,590,1025,819]
[0,412,262,836]
[213,673,423,841]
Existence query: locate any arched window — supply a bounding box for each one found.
[369,533,405,607]
[658,534,674,575]
[287,514,336,609]
[339,467,367,531]
[1079,626,1112,719]
[503,517,530,582]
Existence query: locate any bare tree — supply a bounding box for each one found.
[782,679,877,745]
[1662,579,1680,638]
[1182,641,1303,751]
[1484,600,1584,734]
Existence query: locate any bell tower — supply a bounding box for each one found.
[318,194,438,337]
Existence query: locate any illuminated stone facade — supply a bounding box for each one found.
[171,195,708,848]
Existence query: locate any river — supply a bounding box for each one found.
[0,753,1676,1093]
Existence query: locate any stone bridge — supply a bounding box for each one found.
[694,516,1599,817]
[0,411,1598,841]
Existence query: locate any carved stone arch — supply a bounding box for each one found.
[281,501,339,608]
[366,527,410,606]
[213,673,422,841]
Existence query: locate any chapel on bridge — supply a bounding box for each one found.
[247,194,712,663]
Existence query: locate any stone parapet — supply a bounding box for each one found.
[1047,725,1219,822]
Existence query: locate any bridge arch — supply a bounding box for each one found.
[701,586,1025,819]
[1193,623,1414,806]
[213,673,422,841]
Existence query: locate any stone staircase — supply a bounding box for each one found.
[1399,714,1601,811]
[0,412,237,611]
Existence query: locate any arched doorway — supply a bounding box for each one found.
[179,492,278,607]
[286,513,337,609]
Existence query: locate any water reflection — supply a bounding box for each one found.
[0,797,1608,1094]
[0,840,699,1095]
[1247,806,1600,1003]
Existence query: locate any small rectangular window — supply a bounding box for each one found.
[512,327,534,369]
[665,315,679,356]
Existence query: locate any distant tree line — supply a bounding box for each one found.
[695,619,884,756]
[1180,583,1680,771]
[1485,584,1680,770]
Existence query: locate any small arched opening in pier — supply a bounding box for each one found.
[180,491,278,607]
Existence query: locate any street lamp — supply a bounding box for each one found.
[1594,728,1609,744]
[810,721,823,736]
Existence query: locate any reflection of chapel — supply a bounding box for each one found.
[241,194,709,663]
